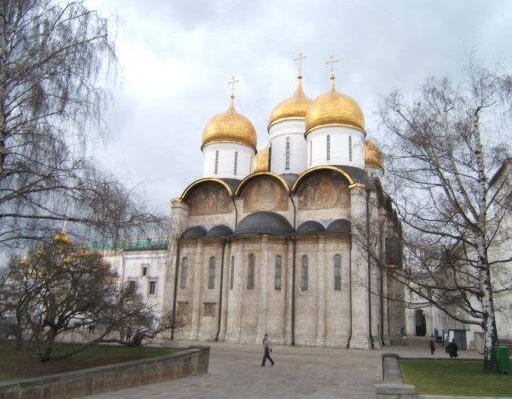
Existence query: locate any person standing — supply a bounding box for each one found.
[261,334,275,366]
[448,339,458,359]
[429,338,436,355]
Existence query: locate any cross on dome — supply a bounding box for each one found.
[294,52,307,77]
[326,55,339,90]
[227,75,239,101]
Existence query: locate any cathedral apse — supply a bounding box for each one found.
[186,182,232,216]
[241,176,288,213]
[297,171,350,210]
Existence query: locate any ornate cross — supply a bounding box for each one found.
[326,55,339,78]
[294,52,307,76]
[227,75,239,98]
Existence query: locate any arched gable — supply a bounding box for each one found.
[294,168,350,211]
[291,165,354,192]
[235,172,289,213]
[180,178,233,216]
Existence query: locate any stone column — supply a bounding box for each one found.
[369,190,381,348]
[190,240,204,340]
[349,185,371,349]
[316,236,327,346]
[257,235,270,338]
[162,199,189,317]
[284,238,294,345]
[219,241,231,341]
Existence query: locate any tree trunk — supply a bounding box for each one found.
[0,1,7,170]
[41,327,57,363]
[473,110,498,372]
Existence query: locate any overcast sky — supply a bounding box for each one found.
[84,0,512,214]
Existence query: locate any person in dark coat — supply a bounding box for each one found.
[429,338,436,355]
[448,339,458,358]
[261,333,275,366]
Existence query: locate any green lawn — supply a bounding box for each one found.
[400,359,512,397]
[0,342,179,381]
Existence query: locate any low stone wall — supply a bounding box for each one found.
[0,345,209,399]
[375,353,416,399]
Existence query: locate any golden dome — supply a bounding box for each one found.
[305,78,365,133]
[252,146,270,173]
[365,140,384,170]
[202,99,257,150]
[268,77,313,128]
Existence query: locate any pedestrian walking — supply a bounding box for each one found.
[429,338,435,355]
[261,333,275,366]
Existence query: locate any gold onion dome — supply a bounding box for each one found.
[268,76,313,127]
[202,97,257,150]
[365,140,384,170]
[252,146,270,173]
[305,75,365,133]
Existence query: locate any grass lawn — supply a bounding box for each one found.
[0,341,179,381]
[400,359,512,397]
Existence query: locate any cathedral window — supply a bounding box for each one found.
[180,257,188,289]
[148,280,157,295]
[247,254,255,289]
[334,254,341,291]
[208,257,215,289]
[301,255,308,291]
[177,301,189,316]
[234,151,238,176]
[275,255,282,290]
[348,136,353,162]
[214,150,219,174]
[309,140,312,165]
[203,302,216,316]
[327,135,331,161]
[285,137,291,170]
[230,256,235,290]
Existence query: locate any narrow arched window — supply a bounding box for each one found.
[334,254,341,291]
[214,150,219,174]
[230,255,235,290]
[285,137,291,170]
[348,136,352,162]
[208,257,215,289]
[309,140,313,165]
[233,151,238,176]
[247,254,255,289]
[326,135,331,161]
[301,255,308,291]
[275,255,282,290]
[180,257,188,289]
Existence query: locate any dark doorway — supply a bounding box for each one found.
[415,309,426,336]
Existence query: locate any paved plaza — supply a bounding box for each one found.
[88,338,482,399]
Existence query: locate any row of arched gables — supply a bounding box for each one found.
[175,167,400,240]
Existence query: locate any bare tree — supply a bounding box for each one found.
[0,0,166,249]
[1,232,177,362]
[377,61,512,371]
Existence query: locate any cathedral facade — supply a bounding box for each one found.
[162,62,405,349]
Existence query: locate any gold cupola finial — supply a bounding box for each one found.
[202,76,257,150]
[305,55,365,133]
[326,55,339,92]
[268,52,313,128]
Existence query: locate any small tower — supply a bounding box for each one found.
[365,140,384,178]
[305,56,366,169]
[268,53,312,175]
[201,77,257,179]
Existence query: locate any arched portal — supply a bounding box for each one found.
[414,309,427,336]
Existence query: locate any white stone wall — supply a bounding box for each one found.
[307,126,365,169]
[104,249,167,316]
[202,142,255,179]
[268,119,307,175]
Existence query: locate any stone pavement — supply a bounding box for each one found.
[87,338,482,399]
